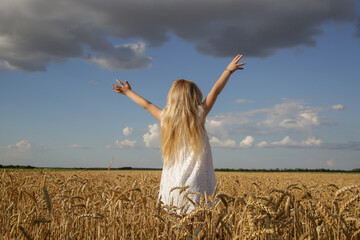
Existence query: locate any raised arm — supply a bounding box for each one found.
[112,79,162,121]
[202,54,246,116]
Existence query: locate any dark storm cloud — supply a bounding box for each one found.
[0,0,357,72]
[356,17,360,38]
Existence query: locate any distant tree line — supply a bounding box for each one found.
[1,164,359,172]
[0,165,36,169]
[0,165,162,171]
[215,168,360,173]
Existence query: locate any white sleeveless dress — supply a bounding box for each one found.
[158,106,217,213]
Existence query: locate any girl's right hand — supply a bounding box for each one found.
[226,54,246,73]
[112,79,132,95]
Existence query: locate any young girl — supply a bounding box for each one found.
[112,54,245,213]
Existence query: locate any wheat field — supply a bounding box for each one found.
[0,170,359,239]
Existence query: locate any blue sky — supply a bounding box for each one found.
[0,0,359,169]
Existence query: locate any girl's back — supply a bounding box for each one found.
[159,104,216,213]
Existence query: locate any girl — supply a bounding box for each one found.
[112,54,245,213]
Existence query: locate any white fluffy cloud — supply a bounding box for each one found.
[210,136,254,149]
[106,139,137,149]
[6,140,31,152]
[206,113,251,139]
[207,98,327,138]
[210,137,237,148]
[239,136,255,149]
[143,123,160,148]
[204,99,355,152]
[122,127,134,137]
[257,136,323,148]
[331,104,345,110]
[259,99,320,131]
[0,140,32,160]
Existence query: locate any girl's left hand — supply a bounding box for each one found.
[112,79,132,95]
[226,54,246,73]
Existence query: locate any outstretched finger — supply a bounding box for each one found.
[116,79,125,87]
[233,54,240,62]
[234,54,243,63]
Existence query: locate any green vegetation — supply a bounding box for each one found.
[0,165,161,171]
[215,168,360,173]
[1,164,359,173]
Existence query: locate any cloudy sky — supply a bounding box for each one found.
[1,0,360,169]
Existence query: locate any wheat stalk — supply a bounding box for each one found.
[18,226,32,240]
[335,184,359,197]
[108,157,114,170]
[42,185,51,214]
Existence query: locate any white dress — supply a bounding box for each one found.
[158,106,217,213]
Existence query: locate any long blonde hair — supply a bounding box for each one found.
[161,79,205,167]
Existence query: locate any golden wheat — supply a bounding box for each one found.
[0,170,359,239]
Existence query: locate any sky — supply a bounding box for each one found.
[0,0,360,170]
